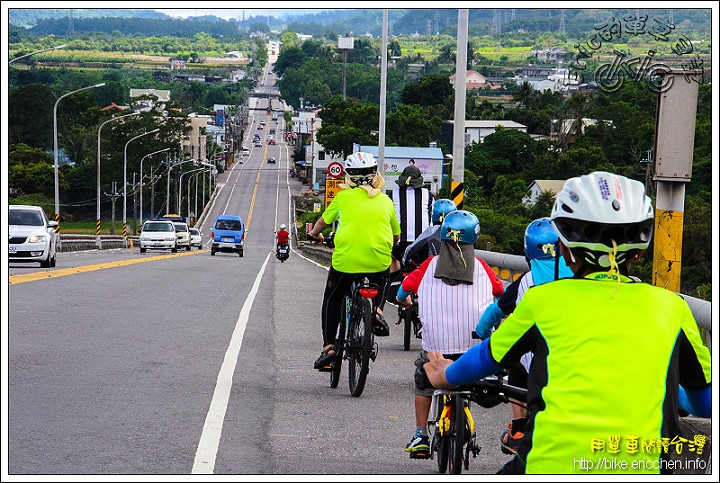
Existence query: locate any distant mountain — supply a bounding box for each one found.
[8,8,169,28]
[9,7,711,39]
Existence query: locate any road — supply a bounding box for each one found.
[6,66,515,478]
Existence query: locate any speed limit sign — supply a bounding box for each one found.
[327,161,345,179]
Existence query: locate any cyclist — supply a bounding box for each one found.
[423,171,712,474]
[474,217,573,458]
[388,162,434,297]
[308,152,401,371]
[387,199,457,303]
[395,210,504,458]
[401,198,457,269]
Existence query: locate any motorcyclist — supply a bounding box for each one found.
[276,224,290,259]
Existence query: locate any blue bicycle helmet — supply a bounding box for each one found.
[524,217,560,261]
[431,199,457,225]
[441,210,480,245]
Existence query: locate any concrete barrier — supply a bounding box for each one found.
[58,234,127,251]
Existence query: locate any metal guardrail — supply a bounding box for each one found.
[298,243,711,346]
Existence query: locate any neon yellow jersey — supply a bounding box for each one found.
[490,273,711,474]
[322,187,400,273]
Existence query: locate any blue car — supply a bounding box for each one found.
[211,215,245,257]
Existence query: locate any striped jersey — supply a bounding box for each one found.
[391,186,434,242]
[402,255,504,354]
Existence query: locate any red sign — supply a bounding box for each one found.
[327,162,344,179]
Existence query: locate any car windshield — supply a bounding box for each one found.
[175,224,188,232]
[9,210,44,226]
[216,219,242,231]
[144,223,172,232]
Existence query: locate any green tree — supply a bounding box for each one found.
[8,82,55,149]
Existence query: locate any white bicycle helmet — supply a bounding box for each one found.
[344,152,377,185]
[550,171,653,266]
[279,224,286,230]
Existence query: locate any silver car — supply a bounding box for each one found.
[189,228,202,249]
[9,205,58,268]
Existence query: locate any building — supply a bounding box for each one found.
[129,88,170,112]
[523,180,566,206]
[441,120,528,154]
[449,70,488,91]
[352,144,445,195]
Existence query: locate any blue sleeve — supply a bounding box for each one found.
[475,302,505,339]
[397,286,411,301]
[446,339,503,386]
[678,385,712,418]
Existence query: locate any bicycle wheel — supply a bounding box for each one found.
[348,296,372,397]
[448,395,466,474]
[402,306,412,351]
[330,298,348,388]
[435,395,450,474]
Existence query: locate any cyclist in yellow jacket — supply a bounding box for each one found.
[423,171,712,474]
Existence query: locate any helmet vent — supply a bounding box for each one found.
[612,199,620,211]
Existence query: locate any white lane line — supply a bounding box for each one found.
[191,252,271,474]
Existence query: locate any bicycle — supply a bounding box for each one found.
[308,232,379,397]
[417,343,528,474]
[329,274,380,397]
[393,261,423,351]
[397,292,422,351]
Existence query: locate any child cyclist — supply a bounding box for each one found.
[396,210,504,458]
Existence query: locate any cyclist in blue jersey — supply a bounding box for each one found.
[475,217,574,458]
[423,171,712,474]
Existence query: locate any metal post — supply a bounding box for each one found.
[139,147,170,224]
[123,129,159,237]
[54,83,105,230]
[97,110,138,247]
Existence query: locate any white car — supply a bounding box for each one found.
[190,228,202,249]
[9,204,58,268]
[139,220,177,253]
[173,222,191,251]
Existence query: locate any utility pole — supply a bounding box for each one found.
[451,9,469,209]
[107,181,120,235]
[651,69,700,292]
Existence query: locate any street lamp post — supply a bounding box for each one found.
[123,129,159,238]
[139,147,171,224]
[166,158,193,215]
[97,110,139,247]
[9,44,67,64]
[178,167,204,216]
[54,82,105,229]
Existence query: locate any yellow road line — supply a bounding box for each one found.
[9,250,204,285]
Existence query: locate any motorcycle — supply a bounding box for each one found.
[276,242,290,262]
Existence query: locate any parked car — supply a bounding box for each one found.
[190,228,202,249]
[211,215,245,257]
[267,156,276,164]
[139,220,177,253]
[9,204,58,268]
[173,222,191,250]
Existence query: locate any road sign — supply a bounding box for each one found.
[325,178,344,208]
[327,161,344,179]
